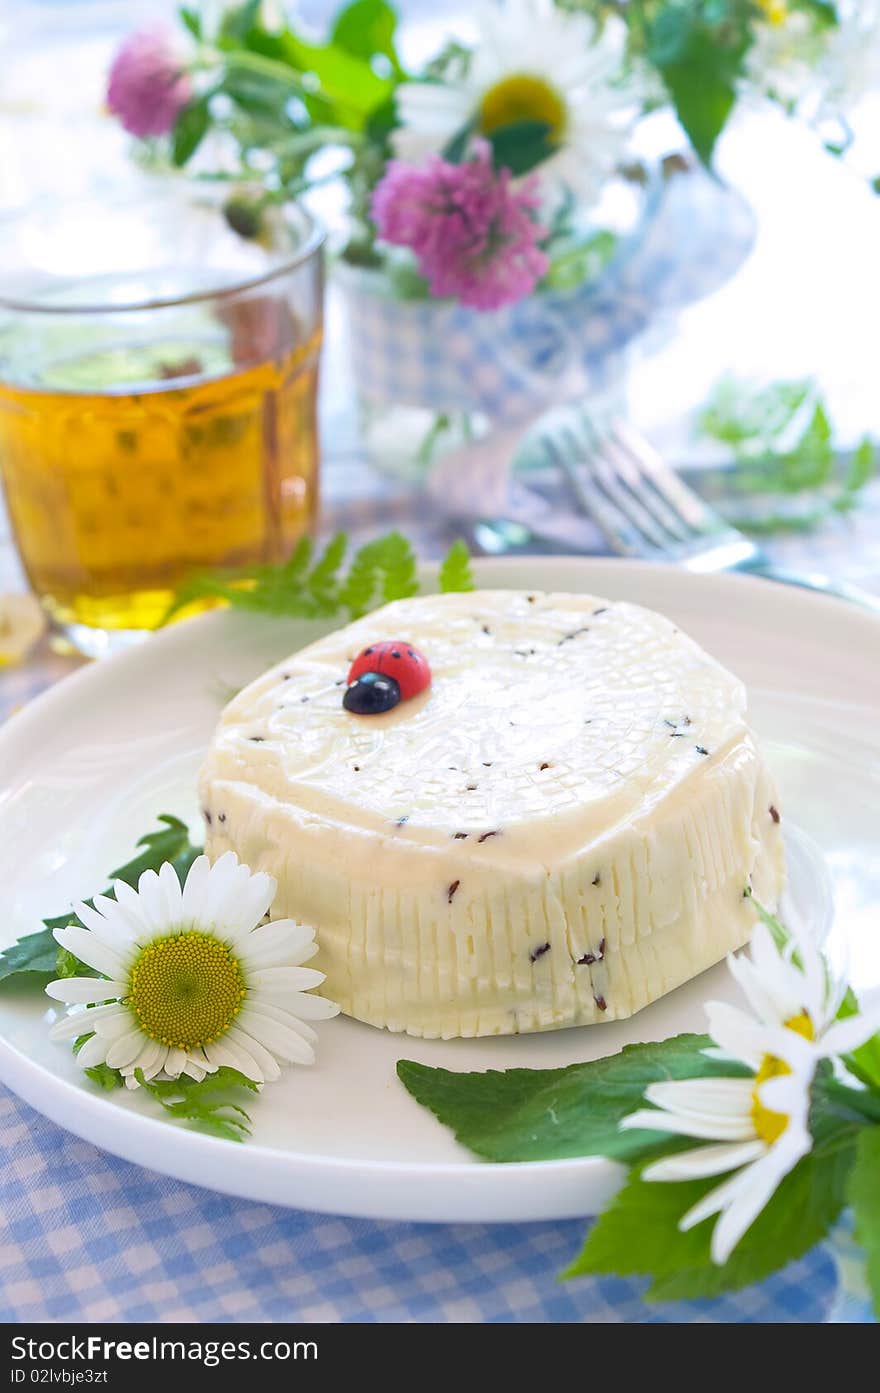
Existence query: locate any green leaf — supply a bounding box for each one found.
[397,1035,749,1164]
[0,928,59,986]
[648,9,751,166]
[843,437,876,494]
[284,37,393,129]
[108,813,200,889]
[84,1062,124,1091]
[137,1066,258,1142]
[179,6,202,40]
[0,815,201,989]
[848,1127,880,1319]
[438,540,475,594]
[331,0,404,78]
[172,97,211,167]
[218,0,263,46]
[566,1100,858,1299]
[487,119,555,177]
[442,116,477,165]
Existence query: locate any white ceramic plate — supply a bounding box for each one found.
[1,559,879,1222]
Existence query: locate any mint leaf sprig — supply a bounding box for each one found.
[0,815,201,989]
[164,532,474,624]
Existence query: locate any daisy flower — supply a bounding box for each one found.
[46,853,338,1089]
[393,1,638,210]
[621,917,880,1264]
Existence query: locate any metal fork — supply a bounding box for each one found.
[537,417,880,614]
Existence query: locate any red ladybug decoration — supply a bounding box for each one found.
[343,641,431,715]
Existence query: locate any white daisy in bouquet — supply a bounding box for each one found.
[46,853,338,1089]
[394,0,640,210]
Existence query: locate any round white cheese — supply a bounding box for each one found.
[199,590,785,1037]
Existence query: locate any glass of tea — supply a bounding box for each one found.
[0,189,324,657]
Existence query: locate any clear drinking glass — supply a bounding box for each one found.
[0,189,324,657]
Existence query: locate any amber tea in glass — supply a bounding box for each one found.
[0,193,324,656]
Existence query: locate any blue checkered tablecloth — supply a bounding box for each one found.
[2,479,878,1324]
[0,1089,844,1323]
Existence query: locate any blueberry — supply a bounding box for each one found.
[343,671,401,715]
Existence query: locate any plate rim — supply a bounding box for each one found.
[1,557,876,1220]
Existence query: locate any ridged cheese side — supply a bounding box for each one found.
[199,590,785,1038]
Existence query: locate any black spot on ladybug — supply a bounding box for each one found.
[365,647,375,655]
[447,880,460,903]
[770,805,780,823]
[391,649,401,659]
[343,672,401,715]
[530,942,551,962]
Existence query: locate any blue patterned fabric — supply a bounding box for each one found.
[0,1087,844,1323]
[341,169,755,420]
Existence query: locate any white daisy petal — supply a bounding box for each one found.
[52,926,127,981]
[76,900,137,951]
[91,1011,137,1041]
[710,1134,809,1263]
[253,989,339,1021]
[110,879,157,939]
[164,1047,187,1078]
[157,859,184,924]
[105,1029,150,1070]
[75,1033,112,1068]
[620,1109,756,1142]
[820,1004,880,1059]
[704,1001,774,1071]
[644,1078,754,1115]
[235,1009,315,1065]
[226,1026,281,1083]
[203,1035,262,1078]
[642,1140,766,1182]
[48,1004,127,1041]
[678,1165,755,1234]
[243,997,318,1044]
[179,854,212,923]
[247,966,326,991]
[45,977,128,1005]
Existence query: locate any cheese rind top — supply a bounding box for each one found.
[202,589,750,866]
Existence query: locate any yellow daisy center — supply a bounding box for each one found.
[126,931,246,1050]
[478,74,567,144]
[751,1011,814,1145]
[757,0,789,25]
